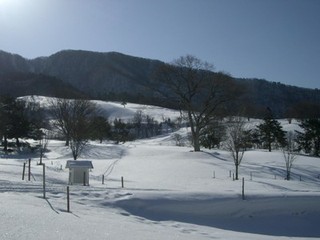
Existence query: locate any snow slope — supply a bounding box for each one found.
[21,95,181,122]
[1,97,320,239]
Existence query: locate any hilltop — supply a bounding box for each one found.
[1,49,320,118]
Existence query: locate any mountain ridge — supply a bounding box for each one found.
[0,49,319,118]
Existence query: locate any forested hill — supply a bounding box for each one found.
[30,50,163,102]
[0,49,319,118]
[236,78,320,118]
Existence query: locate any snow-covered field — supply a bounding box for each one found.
[1,98,320,239]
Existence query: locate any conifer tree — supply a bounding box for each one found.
[257,110,286,152]
[296,119,320,157]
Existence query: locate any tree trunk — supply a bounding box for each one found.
[3,134,8,152]
[193,135,201,152]
[192,127,201,152]
[235,163,239,180]
[286,171,291,180]
[72,151,77,160]
[268,142,272,152]
[65,137,69,147]
[16,138,20,149]
[314,138,320,157]
[188,111,201,152]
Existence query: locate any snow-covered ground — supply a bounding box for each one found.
[1,97,320,239]
[21,95,181,122]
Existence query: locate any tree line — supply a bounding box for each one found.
[0,96,178,159]
[0,55,319,165]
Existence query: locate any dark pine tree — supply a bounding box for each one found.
[296,119,320,157]
[257,109,286,152]
[90,116,111,143]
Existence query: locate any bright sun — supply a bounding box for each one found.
[0,0,18,7]
[0,0,25,13]
[0,0,9,7]
[0,0,8,5]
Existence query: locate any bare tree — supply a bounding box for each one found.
[69,132,88,161]
[282,131,298,180]
[154,55,239,151]
[173,133,183,146]
[225,116,248,180]
[50,98,97,159]
[50,98,73,146]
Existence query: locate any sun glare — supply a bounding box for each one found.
[0,0,19,7]
[0,0,8,6]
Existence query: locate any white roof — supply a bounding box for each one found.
[66,160,93,169]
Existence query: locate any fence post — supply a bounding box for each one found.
[43,164,46,199]
[102,175,105,185]
[67,186,70,212]
[83,172,86,186]
[28,158,31,181]
[121,176,124,188]
[22,162,26,180]
[242,177,245,200]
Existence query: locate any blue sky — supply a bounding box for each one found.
[0,0,319,89]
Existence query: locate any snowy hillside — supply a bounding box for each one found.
[21,95,181,122]
[1,96,320,240]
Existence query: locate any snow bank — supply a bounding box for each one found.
[1,96,320,239]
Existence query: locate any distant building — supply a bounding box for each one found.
[66,160,93,185]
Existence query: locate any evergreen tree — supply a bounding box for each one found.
[296,119,320,157]
[199,121,225,149]
[90,116,111,143]
[7,99,30,148]
[257,115,286,152]
[0,96,43,151]
[112,118,130,144]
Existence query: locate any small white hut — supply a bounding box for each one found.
[66,160,93,185]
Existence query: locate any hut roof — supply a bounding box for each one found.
[66,160,94,169]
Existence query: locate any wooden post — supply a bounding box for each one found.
[40,148,43,165]
[121,176,124,188]
[22,162,26,180]
[242,177,245,200]
[28,158,31,181]
[83,172,86,186]
[67,186,70,212]
[102,175,104,185]
[43,164,46,199]
[229,170,231,178]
